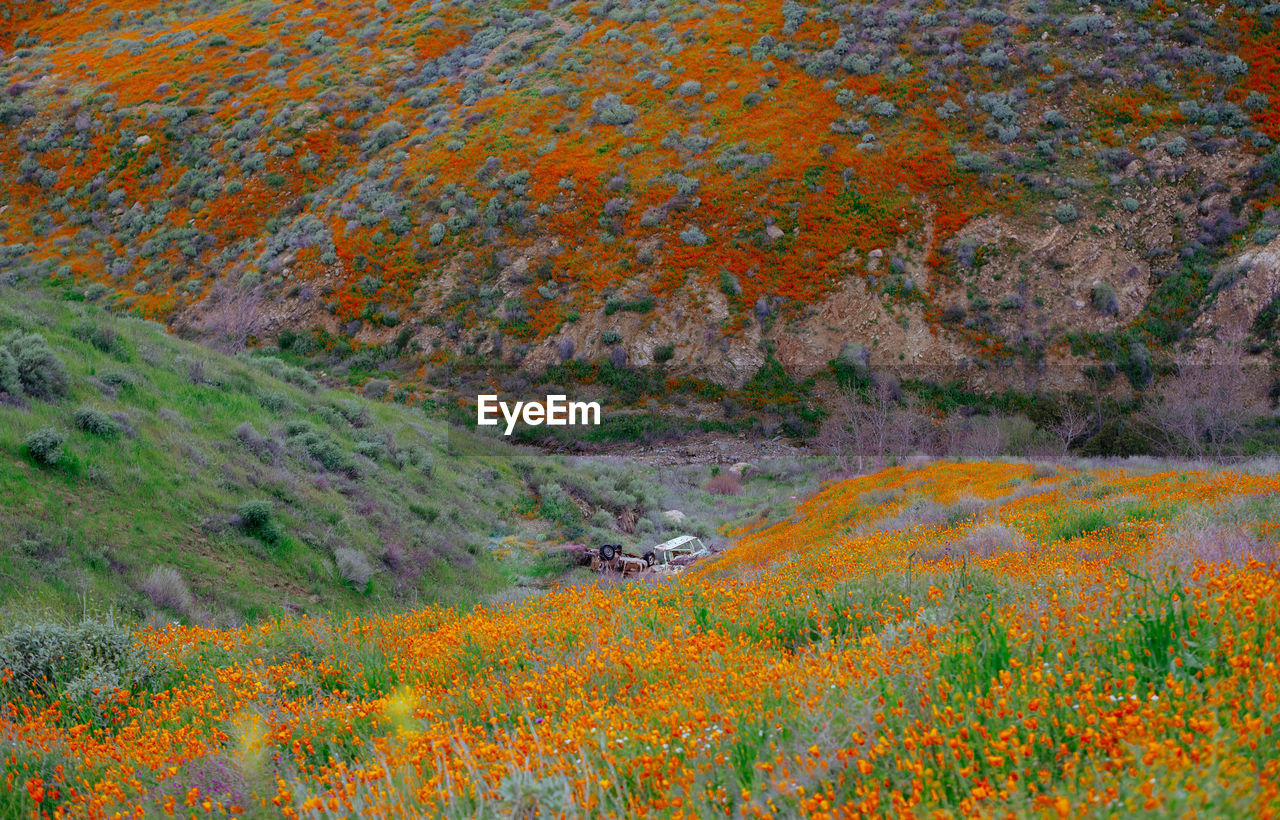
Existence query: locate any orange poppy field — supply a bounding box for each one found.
[4,0,1279,376]
[3,460,1278,818]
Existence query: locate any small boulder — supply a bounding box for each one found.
[728,462,755,479]
[765,224,784,240]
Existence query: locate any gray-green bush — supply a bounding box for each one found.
[0,347,18,396]
[335,547,374,589]
[24,427,65,466]
[0,619,137,697]
[74,407,119,437]
[1,331,68,399]
[1091,281,1119,315]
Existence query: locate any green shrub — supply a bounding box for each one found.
[238,500,282,545]
[84,283,111,301]
[0,617,170,719]
[1,331,69,399]
[404,445,433,474]
[335,399,371,427]
[238,499,274,529]
[1079,418,1153,457]
[24,427,65,466]
[0,347,19,395]
[98,370,136,390]
[242,355,319,392]
[538,483,580,527]
[73,407,118,437]
[679,225,708,246]
[592,94,636,125]
[354,440,384,460]
[1091,281,1118,315]
[603,296,655,316]
[1251,292,1279,348]
[830,342,870,389]
[71,321,124,356]
[259,519,284,545]
[0,619,131,697]
[292,427,356,475]
[258,390,293,413]
[531,547,579,578]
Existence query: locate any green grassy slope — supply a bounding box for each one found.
[0,279,828,624]
[0,282,557,623]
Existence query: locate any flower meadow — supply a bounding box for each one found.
[3,460,1279,819]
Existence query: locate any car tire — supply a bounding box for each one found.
[643,551,656,566]
[599,544,617,561]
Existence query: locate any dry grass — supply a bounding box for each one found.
[873,494,988,532]
[1155,525,1277,572]
[141,566,193,616]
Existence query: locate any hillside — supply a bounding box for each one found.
[2,0,1279,402]
[0,277,825,623]
[2,460,1276,817]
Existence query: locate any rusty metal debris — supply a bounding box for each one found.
[586,535,709,577]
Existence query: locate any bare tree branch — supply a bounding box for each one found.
[1141,346,1265,461]
[817,377,905,473]
[1051,400,1091,457]
[195,282,265,354]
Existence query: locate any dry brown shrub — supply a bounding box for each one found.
[142,566,194,615]
[920,522,1029,564]
[1160,526,1276,570]
[705,472,742,496]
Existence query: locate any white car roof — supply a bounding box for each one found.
[653,534,703,552]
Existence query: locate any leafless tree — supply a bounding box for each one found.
[196,282,265,353]
[940,410,966,458]
[941,411,1006,458]
[815,389,864,474]
[817,377,904,473]
[905,407,944,458]
[968,415,1006,457]
[1051,400,1091,457]
[1082,364,1116,429]
[1141,349,1264,460]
